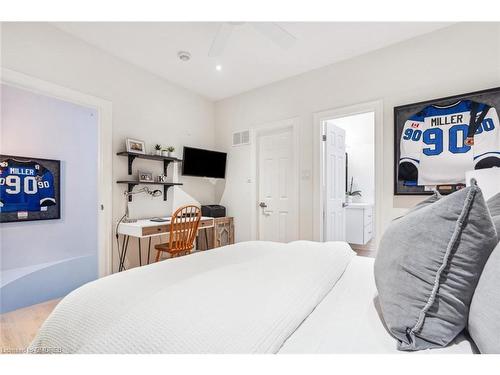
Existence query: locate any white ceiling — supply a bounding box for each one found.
[53,22,451,101]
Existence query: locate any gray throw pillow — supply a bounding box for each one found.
[486,192,500,235]
[468,241,500,353]
[374,185,498,351]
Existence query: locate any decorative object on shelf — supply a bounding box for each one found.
[394,87,500,196]
[122,187,162,223]
[117,180,183,201]
[346,176,362,204]
[154,144,162,156]
[138,170,153,182]
[0,155,61,223]
[157,174,167,183]
[162,146,175,157]
[126,138,146,155]
[166,146,175,158]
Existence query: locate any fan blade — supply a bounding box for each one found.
[252,23,296,49]
[209,23,234,57]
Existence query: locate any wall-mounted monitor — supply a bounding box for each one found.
[181,147,227,179]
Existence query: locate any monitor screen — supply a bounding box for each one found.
[181,147,227,179]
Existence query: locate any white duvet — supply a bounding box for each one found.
[29,240,354,354]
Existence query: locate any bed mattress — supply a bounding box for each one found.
[279,256,477,354]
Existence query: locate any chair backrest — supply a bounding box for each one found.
[169,205,202,252]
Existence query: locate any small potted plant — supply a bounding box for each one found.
[166,146,175,157]
[154,144,162,156]
[346,177,362,204]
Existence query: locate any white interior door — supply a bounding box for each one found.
[258,127,298,242]
[325,123,346,241]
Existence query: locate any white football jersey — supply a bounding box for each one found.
[398,100,500,186]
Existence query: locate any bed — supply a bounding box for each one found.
[28,240,477,354]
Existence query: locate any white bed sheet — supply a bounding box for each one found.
[279,256,477,354]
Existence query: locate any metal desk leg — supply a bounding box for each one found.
[118,235,126,271]
[147,237,152,264]
[119,235,130,272]
[138,238,142,267]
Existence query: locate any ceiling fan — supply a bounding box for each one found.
[208,22,297,57]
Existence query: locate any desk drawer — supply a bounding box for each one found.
[142,225,168,236]
[199,219,214,229]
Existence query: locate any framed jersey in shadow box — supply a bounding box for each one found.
[394,87,500,195]
[0,155,61,223]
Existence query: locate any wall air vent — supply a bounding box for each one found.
[232,130,250,146]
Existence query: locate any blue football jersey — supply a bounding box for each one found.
[0,158,56,212]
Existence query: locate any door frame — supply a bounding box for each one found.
[1,68,113,277]
[313,100,383,244]
[251,117,300,241]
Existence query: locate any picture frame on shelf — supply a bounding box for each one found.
[126,138,146,154]
[138,170,153,182]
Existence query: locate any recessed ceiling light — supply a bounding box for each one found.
[215,65,222,71]
[177,51,191,62]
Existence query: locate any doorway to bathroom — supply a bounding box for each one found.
[317,102,381,258]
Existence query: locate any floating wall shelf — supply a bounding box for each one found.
[116,151,182,175]
[116,180,183,201]
[116,151,183,201]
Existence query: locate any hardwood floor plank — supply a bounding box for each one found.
[0,299,60,353]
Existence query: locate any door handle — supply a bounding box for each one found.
[259,202,268,208]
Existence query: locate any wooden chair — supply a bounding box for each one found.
[154,205,202,261]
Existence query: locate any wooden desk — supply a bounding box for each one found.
[117,217,215,272]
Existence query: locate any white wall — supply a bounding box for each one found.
[330,112,375,204]
[2,22,499,254]
[1,22,216,270]
[215,23,500,242]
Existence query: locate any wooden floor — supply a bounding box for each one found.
[0,298,60,353]
[349,239,377,258]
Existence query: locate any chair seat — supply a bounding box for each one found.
[155,241,194,253]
